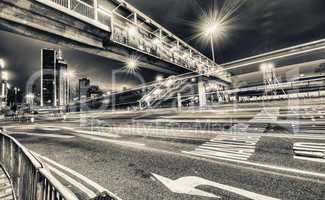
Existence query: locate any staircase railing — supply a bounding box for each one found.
[139,77,187,109]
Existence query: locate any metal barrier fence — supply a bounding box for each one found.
[0,131,78,200]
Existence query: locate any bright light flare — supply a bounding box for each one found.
[260,63,275,72]
[0,59,5,69]
[26,93,35,99]
[65,70,76,78]
[156,75,163,81]
[2,71,8,81]
[127,59,137,69]
[198,11,227,42]
[123,55,140,74]
[191,0,246,45]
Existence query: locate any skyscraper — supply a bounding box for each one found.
[41,48,68,107]
[79,78,90,100]
[56,49,68,106]
[41,49,56,107]
[0,80,8,107]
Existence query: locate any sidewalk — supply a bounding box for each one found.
[0,167,13,200]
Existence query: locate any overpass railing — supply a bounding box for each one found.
[37,0,231,82]
[0,131,78,200]
[71,0,94,19]
[49,0,94,19]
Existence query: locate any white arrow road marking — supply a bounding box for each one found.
[32,152,122,200]
[152,174,280,200]
[40,127,62,131]
[74,133,145,147]
[152,174,220,198]
[64,127,121,138]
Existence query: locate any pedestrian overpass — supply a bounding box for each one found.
[222,39,325,75]
[0,0,231,83]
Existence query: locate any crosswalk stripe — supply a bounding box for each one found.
[293,142,325,163]
[200,145,256,151]
[184,135,260,161]
[184,151,249,161]
[196,148,253,156]
[183,108,280,162]
[196,150,250,159]
[204,142,256,148]
[294,156,325,163]
[207,141,257,146]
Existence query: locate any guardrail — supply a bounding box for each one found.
[0,131,78,200]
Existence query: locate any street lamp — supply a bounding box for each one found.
[128,59,137,69]
[156,75,163,81]
[0,59,5,69]
[2,71,8,81]
[124,55,140,74]
[0,60,8,106]
[200,16,225,62]
[26,93,35,106]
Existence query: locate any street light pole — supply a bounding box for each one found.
[14,87,18,106]
[0,60,8,107]
[67,74,70,105]
[0,59,4,69]
[210,35,215,62]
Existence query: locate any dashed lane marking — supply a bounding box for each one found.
[5,131,75,139]
[46,164,97,198]
[183,151,325,179]
[32,152,122,200]
[60,127,145,147]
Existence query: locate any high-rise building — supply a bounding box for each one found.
[41,49,56,107]
[0,80,8,107]
[56,50,68,106]
[79,78,90,100]
[41,49,69,107]
[87,85,103,99]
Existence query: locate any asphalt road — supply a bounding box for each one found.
[3,122,325,200]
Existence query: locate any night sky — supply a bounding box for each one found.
[1,0,325,91]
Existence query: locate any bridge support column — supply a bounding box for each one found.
[198,79,207,108]
[177,92,182,111]
[94,0,98,20]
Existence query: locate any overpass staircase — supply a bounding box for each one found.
[139,76,188,109]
